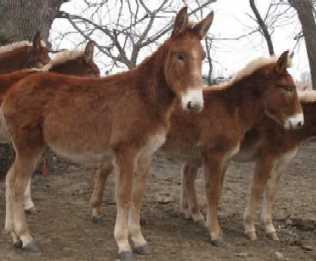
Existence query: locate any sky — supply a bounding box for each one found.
[50,0,309,81]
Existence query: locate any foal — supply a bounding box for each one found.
[181,91,316,241]
[2,7,213,261]
[89,52,304,245]
[0,32,49,73]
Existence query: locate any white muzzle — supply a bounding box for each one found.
[181,89,204,112]
[284,113,304,130]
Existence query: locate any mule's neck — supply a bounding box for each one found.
[0,47,31,73]
[221,77,266,133]
[134,45,176,125]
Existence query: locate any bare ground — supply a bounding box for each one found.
[0,143,315,261]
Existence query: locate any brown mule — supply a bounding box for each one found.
[2,7,214,261]
[5,41,100,212]
[0,32,49,73]
[182,90,316,241]
[89,52,304,246]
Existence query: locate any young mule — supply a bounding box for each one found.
[0,41,99,104]
[89,52,304,246]
[2,7,214,261]
[0,32,49,73]
[181,90,316,242]
[2,40,100,212]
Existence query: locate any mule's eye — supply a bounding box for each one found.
[280,85,294,92]
[176,53,185,61]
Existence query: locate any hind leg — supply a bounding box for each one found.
[181,162,204,224]
[90,161,114,223]
[24,177,36,213]
[8,148,43,251]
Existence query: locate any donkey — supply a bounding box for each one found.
[0,32,49,73]
[89,52,304,246]
[2,7,214,261]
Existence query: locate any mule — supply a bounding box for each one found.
[89,52,304,246]
[0,41,99,104]
[0,32,49,73]
[2,7,214,261]
[181,90,316,241]
[1,40,100,212]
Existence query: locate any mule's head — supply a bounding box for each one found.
[163,7,214,112]
[259,51,303,130]
[25,32,50,68]
[48,41,100,77]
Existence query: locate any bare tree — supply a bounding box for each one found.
[54,0,216,71]
[289,0,316,90]
[0,0,68,44]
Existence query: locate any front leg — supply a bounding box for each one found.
[128,154,152,255]
[261,149,296,240]
[114,147,137,261]
[243,155,274,241]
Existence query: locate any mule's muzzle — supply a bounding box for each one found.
[181,90,204,112]
[284,113,304,130]
[187,101,203,112]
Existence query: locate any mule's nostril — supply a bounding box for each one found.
[187,101,202,112]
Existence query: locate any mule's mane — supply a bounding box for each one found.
[0,40,46,55]
[0,41,32,55]
[205,56,280,93]
[298,90,316,103]
[41,50,85,71]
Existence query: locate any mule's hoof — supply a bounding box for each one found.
[133,244,151,255]
[210,238,224,247]
[92,216,103,224]
[25,207,37,215]
[267,232,279,241]
[245,231,257,241]
[23,240,42,254]
[13,239,23,249]
[119,251,136,261]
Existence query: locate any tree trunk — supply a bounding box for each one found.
[290,0,316,90]
[0,0,67,44]
[249,0,275,56]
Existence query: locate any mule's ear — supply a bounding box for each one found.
[193,11,214,40]
[171,7,189,37]
[275,50,290,74]
[84,40,95,61]
[32,31,43,49]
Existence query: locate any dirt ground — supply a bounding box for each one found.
[0,143,315,261]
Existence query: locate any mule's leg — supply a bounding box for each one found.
[114,148,137,261]
[261,171,281,241]
[261,151,295,240]
[181,162,204,224]
[128,155,151,255]
[203,152,227,245]
[180,164,190,219]
[24,177,36,213]
[5,164,18,244]
[89,162,113,223]
[10,150,43,252]
[243,156,274,241]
